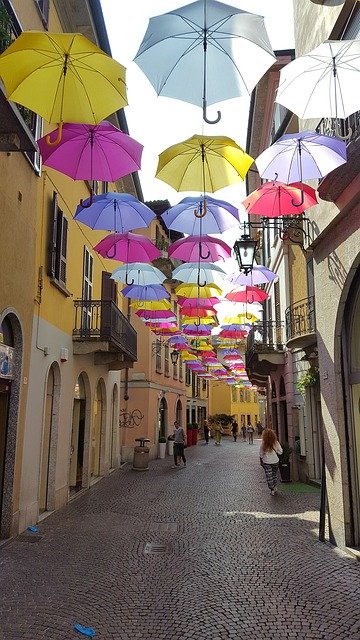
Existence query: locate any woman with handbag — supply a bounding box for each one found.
[259,429,283,495]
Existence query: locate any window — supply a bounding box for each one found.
[164,343,170,376]
[36,0,50,28]
[48,192,68,289]
[82,248,93,332]
[185,367,191,386]
[155,340,162,373]
[196,377,200,397]
[202,378,207,391]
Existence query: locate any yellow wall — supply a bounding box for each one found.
[209,381,261,431]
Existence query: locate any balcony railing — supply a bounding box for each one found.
[247,321,285,354]
[73,300,137,360]
[316,112,360,145]
[285,296,316,346]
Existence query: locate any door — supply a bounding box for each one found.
[39,367,54,513]
[0,380,10,516]
[70,376,86,494]
[91,382,103,477]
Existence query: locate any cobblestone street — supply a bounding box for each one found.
[1,438,359,640]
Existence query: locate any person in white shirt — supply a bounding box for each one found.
[259,428,283,495]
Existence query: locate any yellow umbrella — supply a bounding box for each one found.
[156,134,253,193]
[181,316,216,325]
[131,300,171,310]
[223,313,259,324]
[175,283,222,298]
[0,31,127,143]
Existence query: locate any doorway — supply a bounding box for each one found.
[39,364,59,512]
[69,375,86,494]
[0,380,10,518]
[158,397,167,438]
[176,399,182,426]
[91,379,105,478]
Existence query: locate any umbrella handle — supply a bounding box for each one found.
[291,190,305,207]
[334,120,352,141]
[197,271,207,288]
[194,200,207,218]
[203,101,221,125]
[45,122,63,146]
[125,272,134,286]
[194,317,201,326]
[79,189,94,208]
[199,243,210,260]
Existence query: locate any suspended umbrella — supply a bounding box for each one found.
[225,286,269,303]
[226,265,277,286]
[183,325,212,336]
[74,193,155,228]
[94,232,161,264]
[169,235,231,262]
[156,134,253,192]
[177,296,220,308]
[180,308,217,318]
[223,313,259,324]
[275,40,360,121]
[143,316,177,324]
[181,317,216,325]
[255,131,347,186]
[134,0,275,124]
[219,329,248,339]
[136,309,175,319]
[242,181,318,217]
[172,262,225,287]
[121,283,170,301]
[162,196,240,232]
[175,283,222,298]
[0,32,127,142]
[131,300,171,311]
[111,263,166,286]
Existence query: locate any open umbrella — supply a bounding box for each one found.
[177,296,220,308]
[175,283,222,298]
[276,40,360,121]
[111,263,166,286]
[136,309,174,319]
[94,232,161,262]
[172,262,225,287]
[243,181,318,217]
[180,308,217,318]
[121,284,170,301]
[169,235,231,262]
[157,134,253,193]
[225,286,269,303]
[38,121,142,181]
[74,193,155,229]
[226,265,277,286]
[131,300,172,311]
[255,131,347,185]
[162,196,240,232]
[134,0,275,123]
[0,32,127,142]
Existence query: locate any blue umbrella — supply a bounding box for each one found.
[74,193,155,232]
[111,263,166,286]
[161,196,240,234]
[121,283,170,300]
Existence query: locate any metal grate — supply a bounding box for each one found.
[144,542,169,555]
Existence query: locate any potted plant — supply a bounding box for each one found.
[296,367,319,395]
[167,433,174,456]
[158,436,166,459]
[186,423,193,446]
[278,442,293,482]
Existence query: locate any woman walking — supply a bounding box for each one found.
[259,429,283,495]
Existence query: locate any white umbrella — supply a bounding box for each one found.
[172,262,226,287]
[275,40,360,120]
[111,263,166,286]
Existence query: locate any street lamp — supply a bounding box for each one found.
[233,233,258,275]
[170,349,179,365]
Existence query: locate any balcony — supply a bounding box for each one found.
[316,112,360,202]
[285,296,317,350]
[245,321,285,385]
[73,300,137,368]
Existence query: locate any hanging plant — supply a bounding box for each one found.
[296,367,319,395]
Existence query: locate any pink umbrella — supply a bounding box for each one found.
[136,309,175,319]
[183,325,212,336]
[242,181,317,217]
[94,232,161,262]
[180,307,217,317]
[168,235,231,262]
[38,121,143,182]
[225,285,269,303]
[178,296,220,308]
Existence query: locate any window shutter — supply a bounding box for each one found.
[48,192,58,278]
[59,216,68,285]
[37,0,50,28]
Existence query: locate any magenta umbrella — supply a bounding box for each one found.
[225,286,269,303]
[38,120,143,182]
[94,232,161,262]
[177,296,220,308]
[168,235,231,262]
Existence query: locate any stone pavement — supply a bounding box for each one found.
[1,438,360,640]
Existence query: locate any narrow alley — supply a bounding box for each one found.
[1,438,359,640]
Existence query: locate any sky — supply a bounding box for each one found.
[101,0,295,208]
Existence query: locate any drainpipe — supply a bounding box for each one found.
[123,298,131,401]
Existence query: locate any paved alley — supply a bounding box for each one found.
[1,438,359,640]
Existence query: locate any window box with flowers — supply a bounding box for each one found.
[296,367,319,395]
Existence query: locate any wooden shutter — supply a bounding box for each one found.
[48,192,58,278]
[59,216,68,285]
[101,272,117,302]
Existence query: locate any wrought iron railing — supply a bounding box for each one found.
[73,300,137,360]
[285,296,316,343]
[316,112,360,145]
[247,321,285,354]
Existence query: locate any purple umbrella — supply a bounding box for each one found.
[38,121,143,182]
[182,324,212,336]
[255,130,347,185]
[168,235,231,262]
[121,283,170,300]
[226,264,277,286]
[94,232,161,262]
[74,193,155,233]
[161,196,240,234]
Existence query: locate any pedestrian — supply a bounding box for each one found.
[259,428,283,495]
[256,420,263,437]
[247,421,254,445]
[213,422,222,445]
[231,419,238,442]
[203,420,210,444]
[172,421,187,468]
[241,422,246,441]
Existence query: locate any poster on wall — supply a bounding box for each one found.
[0,344,14,379]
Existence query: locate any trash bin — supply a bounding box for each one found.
[167,439,174,456]
[132,438,150,471]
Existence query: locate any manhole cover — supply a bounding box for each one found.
[17,534,43,543]
[144,542,170,554]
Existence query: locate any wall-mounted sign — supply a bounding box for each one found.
[0,344,14,379]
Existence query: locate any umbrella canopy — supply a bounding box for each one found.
[121,284,170,300]
[175,283,222,298]
[177,296,220,308]
[181,317,216,325]
[225,286,269,303]
[0,31,127,131]
[131,300,171,311]
[243,181,318,218]
[162,196,240,234]
[223,313,259,324]
[38,121,142,181]
[111,263,166,286]
[180,307,217,318]
[94,232,161,262]
[226,265,277,286]
[136,309,175,319]
[156,135,253,192]
[172,262,225,286]
[183,325,212,336]
[255,131,347,184]
[276,40,360,120]
[134,0,275,123]
[169,235,231,262]
[74,194,155,233]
